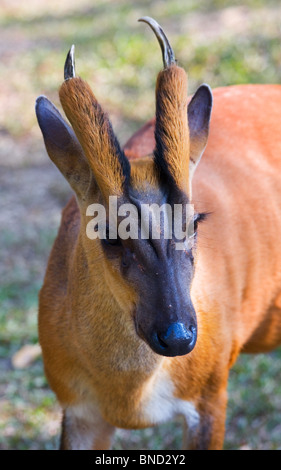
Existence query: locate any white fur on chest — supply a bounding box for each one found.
[141,368,200,432]
[64,369,199,449]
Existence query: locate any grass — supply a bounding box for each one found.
[1,0,281,450]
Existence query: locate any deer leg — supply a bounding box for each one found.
[60,403,115,450]
[182,388,228,450]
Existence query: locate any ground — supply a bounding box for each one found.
[1,0,281,450]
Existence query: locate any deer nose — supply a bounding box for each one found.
[152,322,197,357]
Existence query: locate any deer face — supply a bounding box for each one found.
[36,18,212,357]
[99,183,200,357]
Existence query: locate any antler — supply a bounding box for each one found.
[59,47,130,199]
[138,17,176,69]
[64,45,76,80]
[139,17,189,194]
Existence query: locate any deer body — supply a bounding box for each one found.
[36,19,281,450]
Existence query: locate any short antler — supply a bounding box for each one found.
[64,45,76,80]
[138,17,176,69]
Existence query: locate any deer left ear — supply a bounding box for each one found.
[188,84,213,188]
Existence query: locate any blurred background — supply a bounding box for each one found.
[1,0,281,450]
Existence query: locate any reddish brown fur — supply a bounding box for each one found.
[59,77,126,198]
[124,120,155,160]
[154,65,190,193]
[38,83,281,450]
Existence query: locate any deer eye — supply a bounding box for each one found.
[102,225,122,247]
[187,218,197,239]
[188,213,205,239]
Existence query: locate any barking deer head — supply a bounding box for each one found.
[35,17,212,357]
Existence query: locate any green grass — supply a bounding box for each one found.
[2,0,281,142]
[1,0,281,450]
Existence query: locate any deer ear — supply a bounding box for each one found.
[188,84,213,187]
[35,95,91,198]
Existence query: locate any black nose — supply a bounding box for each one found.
[151,322,197,357]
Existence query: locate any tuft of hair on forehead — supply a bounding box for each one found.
[129,157,161,192]
[154,65,190,194]
[59,77,130,200]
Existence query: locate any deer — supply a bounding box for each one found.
[35,16,281,450]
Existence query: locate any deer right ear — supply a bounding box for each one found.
[35,96,91,199]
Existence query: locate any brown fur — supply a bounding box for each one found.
[38,83,281,450]
[129,157,160,190]
[59,77,127,199]
[154,65,190,193]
